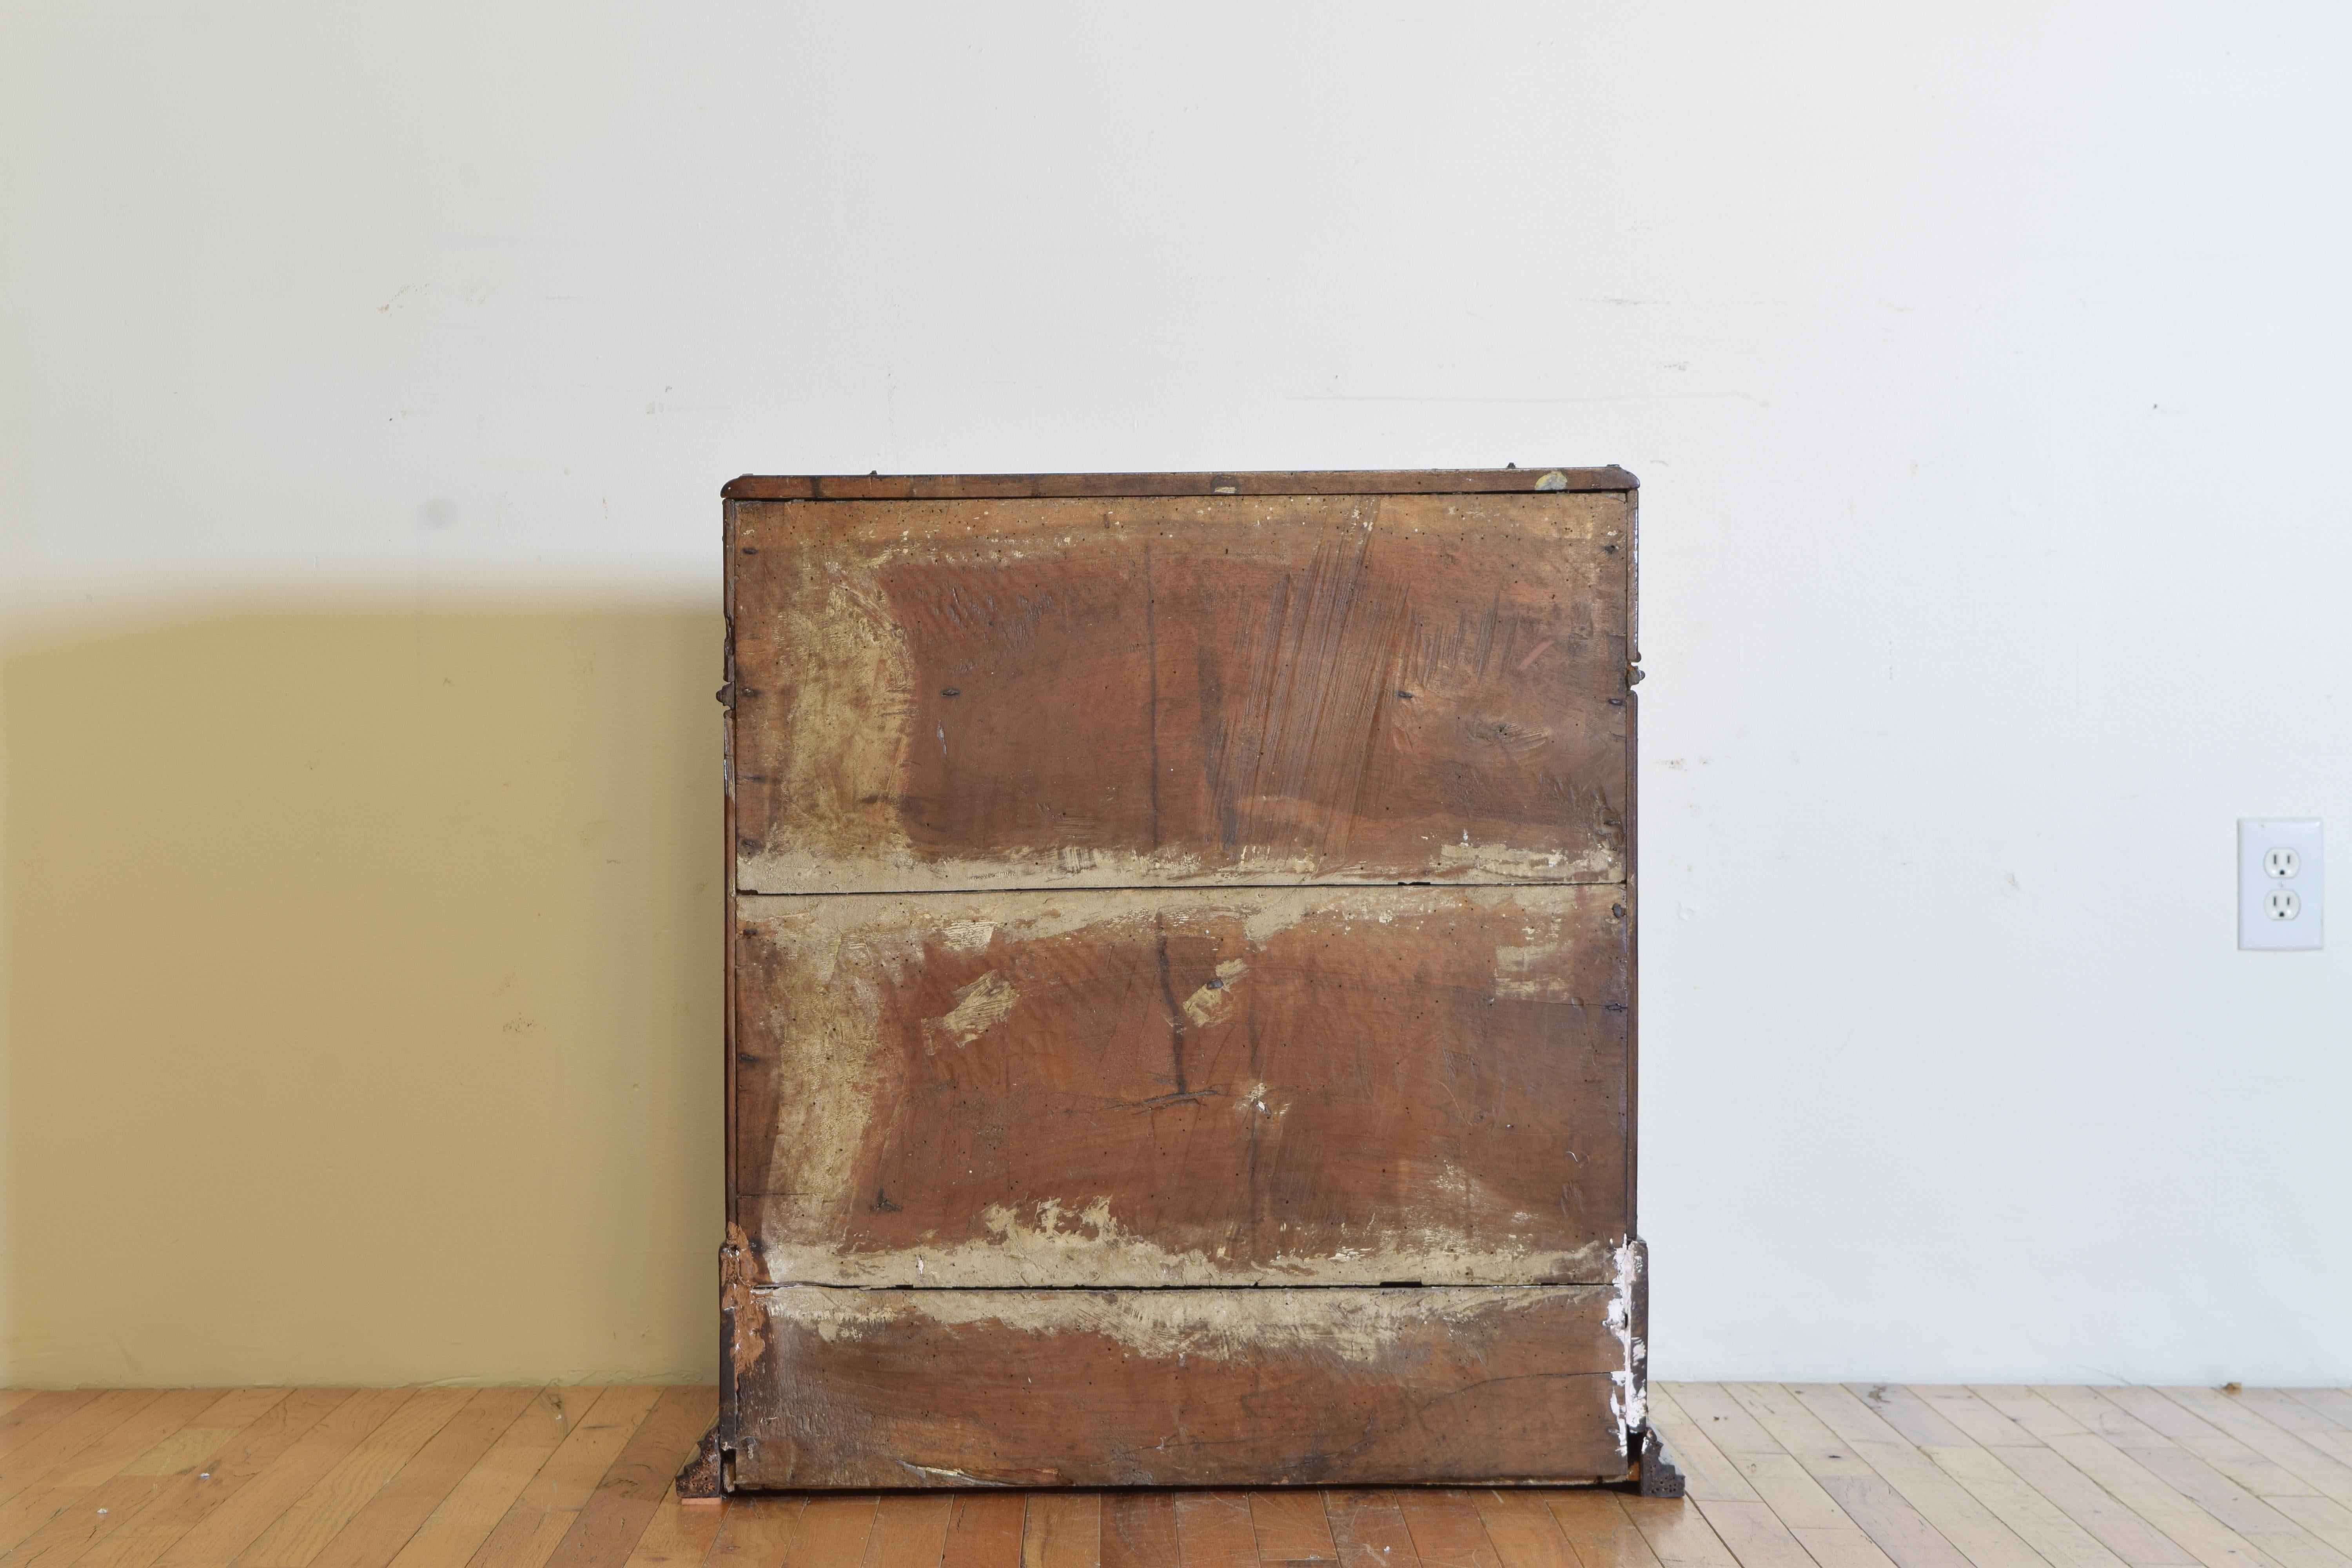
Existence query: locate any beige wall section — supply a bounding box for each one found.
[0,599,722,1386]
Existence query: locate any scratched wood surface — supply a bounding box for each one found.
[4,1385,2344,1567]
[730,883,1630,1289]
[717,473,1642,1490]
[727,1285,1623,1489]
[726,488,1635,893]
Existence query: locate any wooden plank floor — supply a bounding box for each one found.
[0,1385,2345,1568]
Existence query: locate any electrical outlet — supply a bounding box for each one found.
[2240,818,2323,951]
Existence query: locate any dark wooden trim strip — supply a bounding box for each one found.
[720,466,1637,500]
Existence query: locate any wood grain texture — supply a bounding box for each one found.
[1394,1490,1503,1568]
[732,882,1627,1290]
[722,469,1639,501]
[1325,1492,1424,1568]
[541,1389,716,1568]
[0,1394,105,1473]
[777,1496,877,1566]
[696,1495,801,1568]
[387,1389,591,1568]
[1249,1491,1338,1564]
[1477,1488,1578,1568]
[1018,1494,1098,1568]
[940,1495,1027,1568]
[728,1285,1626,1489]
[617,1486,728,1568]
[239,1388,471,1568]
[460,1385,660,1568]
[1094,1495,1174,1568]
[1174,1494,1262,1568]
[9,1383,2350,1568]
[307,1390,539,1568]
[156,1391,418,1568]
[80,1390,355,1568]
[1544,1492,1662,1568]
[866,1497,953,1568]
[728,490,1633,893]
[0,1392,216,1556]
[0,1394,169,1514]
[0,1390,289,1568]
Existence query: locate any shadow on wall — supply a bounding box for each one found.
[2,599,724,1387]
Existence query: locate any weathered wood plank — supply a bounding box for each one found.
[729,1285,1625,1489]
[734,883,1627,1289]
[729,490,1632,893]
[723,468,1639,501]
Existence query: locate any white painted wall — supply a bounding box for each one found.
[5,2,2347,1383]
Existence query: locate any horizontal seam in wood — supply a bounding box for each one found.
[729,878,1633,899]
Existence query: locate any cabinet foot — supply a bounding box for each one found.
[1636,1426,1687,1497]
[676,1426,726,1502]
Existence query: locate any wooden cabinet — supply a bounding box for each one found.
[691,469,1673,1493]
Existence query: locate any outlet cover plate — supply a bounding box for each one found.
[2240,818,2323,951]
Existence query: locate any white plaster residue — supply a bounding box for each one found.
[1240,893,1318,944]
[895,1461,1004,1487]
[775,1283,1566,1364]
[923,969,1020,1051]
[755,1195,1610,1289]
[938,919,996,953]
[1606,1238,1648,1457]
[1182,959,1248,1027]
[1494,940,1582,1002]
[735,884,1621,1287]
[740,840,1624,895]
[1235,1080,1286,1119]
[1436,839,1619,881]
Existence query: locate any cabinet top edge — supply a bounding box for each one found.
[722,467,1638,501]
